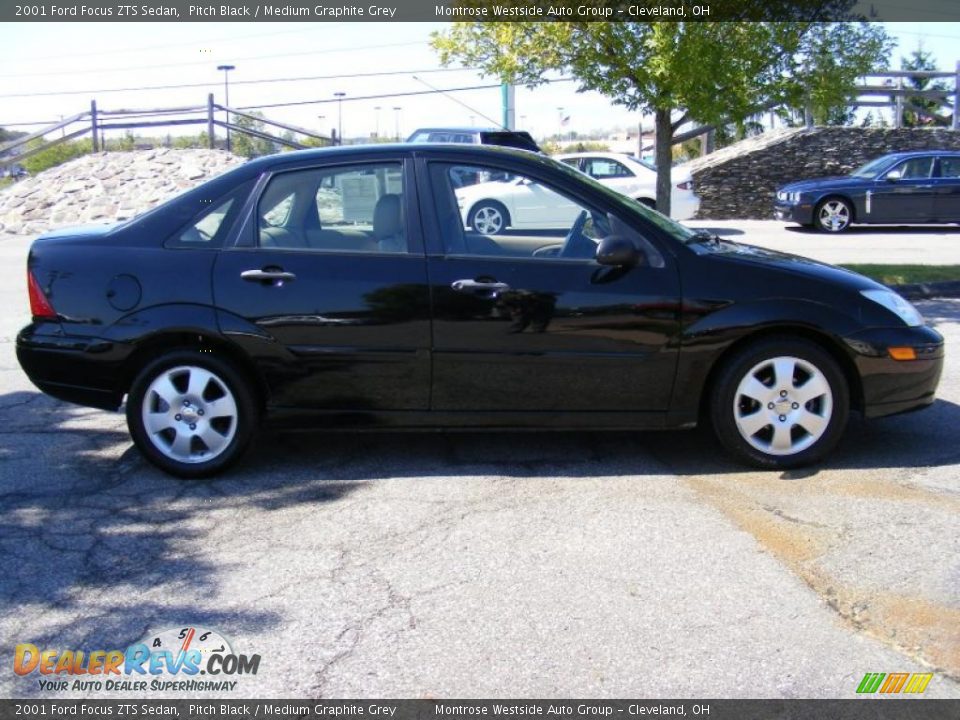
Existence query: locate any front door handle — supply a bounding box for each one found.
[241,268,296,285]
[451,279,510,293]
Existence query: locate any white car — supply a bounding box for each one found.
[556,152,700,221]
[455,175,584,235]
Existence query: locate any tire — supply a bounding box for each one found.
[126,351,257,478]
[709,337,850,469]
[814,197,853,233]
[468,201,509,235]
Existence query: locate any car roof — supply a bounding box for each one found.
[408,127,500,134]
[236,142,545,176]
[881,150,960,160]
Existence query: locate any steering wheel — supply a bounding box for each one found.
[558,210,595,259]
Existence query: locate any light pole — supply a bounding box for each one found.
[217,64,236,152]
[374,106,381,139]
[392,106,402,141]
[334,92,346,145]
[557,106,564,143]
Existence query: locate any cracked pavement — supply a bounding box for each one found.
[0,233,957,699]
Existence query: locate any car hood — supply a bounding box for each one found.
[777,176,862,193]
[705,239,885,292]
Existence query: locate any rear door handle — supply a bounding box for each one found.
[241,268,296,284]
[451,279,510,293]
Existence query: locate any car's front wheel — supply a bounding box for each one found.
[814,197,853,233]
[468,201,508,235]
[710,337,850,468]
[126,351,257,478]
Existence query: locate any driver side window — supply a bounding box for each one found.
[428,162,609,260]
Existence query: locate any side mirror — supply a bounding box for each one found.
[596,235,640,267]
[885,169,902,182]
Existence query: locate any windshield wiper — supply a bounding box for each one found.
[686,229,722,245]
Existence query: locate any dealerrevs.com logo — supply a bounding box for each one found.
[14,626,260,692]
[856,672,933,694]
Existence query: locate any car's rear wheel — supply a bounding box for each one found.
[126,351,256,478]
[814,197,853,233]
[710,337,849,468]
[469,201,509,235]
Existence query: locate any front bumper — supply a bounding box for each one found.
[774,201,814,225]
[16,323,126,411]
[843,325,944,418]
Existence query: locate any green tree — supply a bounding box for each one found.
[433,17,891,215]
[788,22,893,125]
[231,112,278,158]
[897,46,951,127]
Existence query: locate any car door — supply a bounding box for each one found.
[417,154,682,414]
[869,156,936,222]
[933,155,960,221]
[212,157,431,411]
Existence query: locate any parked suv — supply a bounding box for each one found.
[407,127,541,153]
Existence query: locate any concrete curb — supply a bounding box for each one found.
[891,280,960,301]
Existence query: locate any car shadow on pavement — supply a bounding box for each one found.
[0,391,360,692]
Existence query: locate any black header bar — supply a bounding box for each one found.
[3,0,960,23]
[1,700,958,720]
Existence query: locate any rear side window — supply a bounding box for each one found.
[256,162,408,254]
[939,157,960,178]
[585,158,632,179]
[165,179,253,249]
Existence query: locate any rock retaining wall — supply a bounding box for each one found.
[0,148,244,235]
[687,127,960,219]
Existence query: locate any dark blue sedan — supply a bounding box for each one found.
[774,151,960,232]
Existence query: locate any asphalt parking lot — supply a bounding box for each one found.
[0,226,957,699]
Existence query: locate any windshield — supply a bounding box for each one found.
[851,155,897,178]
[547,155,697,243]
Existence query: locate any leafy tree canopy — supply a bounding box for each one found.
[433,14,891,214]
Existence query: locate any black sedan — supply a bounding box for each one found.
[774,150,960,232]
[18,144,943,477]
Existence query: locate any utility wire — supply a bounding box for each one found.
[3,27,320,62]
[0,40,428,79]
[0,67,474,99]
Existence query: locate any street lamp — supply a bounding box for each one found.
[217,64,236,152]
[374,106,381,139]
[334,92,346,145]
[392,106,402,141]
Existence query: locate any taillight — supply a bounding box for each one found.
[676,180,693,191]
[27,270,56,319]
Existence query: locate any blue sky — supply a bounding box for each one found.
[0,21,957,141]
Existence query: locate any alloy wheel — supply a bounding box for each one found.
[732,355,833,456]
[141,365,238,464]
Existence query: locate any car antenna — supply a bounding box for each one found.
[412,74,507,130]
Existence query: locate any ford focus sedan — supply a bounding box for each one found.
[18,144,943,477]
[774,150,960,232]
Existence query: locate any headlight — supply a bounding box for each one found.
[861,289,923,327]
[776,191,787,201]
[776,191,800,203]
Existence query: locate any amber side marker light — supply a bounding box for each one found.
[888,347,917,361]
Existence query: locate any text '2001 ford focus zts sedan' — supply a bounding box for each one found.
[18,144,944,477]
